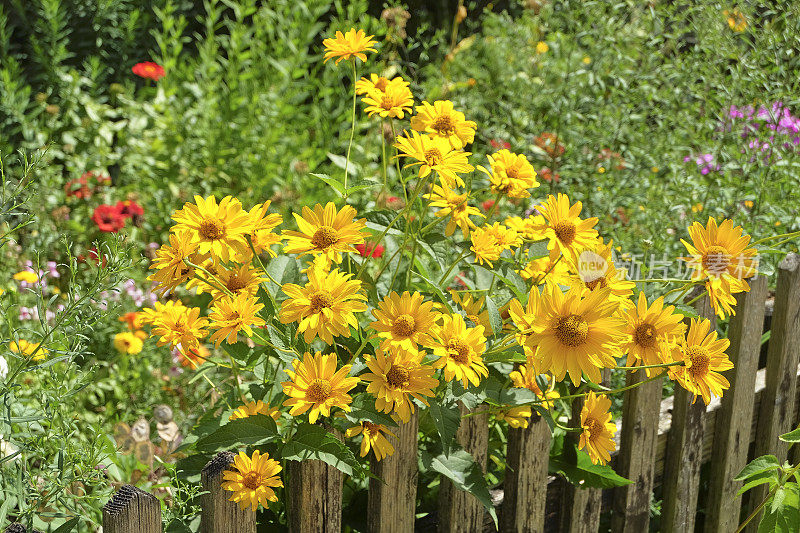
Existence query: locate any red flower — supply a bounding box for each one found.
[64,171,111,200]
[482,200,495,212]
[490,139,511,150]
[355,242,385,258]
[78,247,108,268]
[116,200,144,218]
[132,62,165,81]
[92,204,126,232]
[539,167,561,183]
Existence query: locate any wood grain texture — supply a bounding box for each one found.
[102,484,161,533]
[500,412,551,533]
[286,428,344,533]
[438,404,489,533]
[368,412,419,533]
[704,277,768,533]
[660,293,714,533]
[610,372,663,532]
[200,451,257,533]
[747,254,800,531]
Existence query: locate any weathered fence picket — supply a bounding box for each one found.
[102,484,161,533]
[200,452,256,533]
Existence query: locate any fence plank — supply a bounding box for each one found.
[660,294,714,533]
[438,404,489,532]
[704,276,768,533]
[286,428,344,533]
[4,525,42,533]
[368,412,419,533]
[610,372,663,532]
[102,484,161,533]
[747,253,800,531]
[200,451,257,533]
[500,411,551,533]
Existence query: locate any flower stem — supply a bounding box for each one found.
[343,61,358,200]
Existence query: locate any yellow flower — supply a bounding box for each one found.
[528,284,626,386]
[744,200,754,209]
[370,291,439,351]
[517,255,571,285]
[246,201,283,258]
[724,8,747,32]
[430,313,488,388]
[504,215,547,242]
[13,271,38,284]
[535,193,599,261]
[423,181,484,238]
[485,222,522,250]
[345,422,397,461]
[171,195,253,264]
[362,82,414,119]
[394,131,474,188]
[229,401,281,422]
[410,100,477,149]
[8,340,48,361]
[582,56,591,64]
[283,203,367,266]
[355,74,409,96]
[282,352,359,424]
[579,392,616,465]
[562,238,635,310]
[479,150,539,198]
[221,450,283,511]
[509,362,559,409]
[535,41,549,54]
[150,302,208,352]
[148,231,207,295]
[508,287,539,356]
[681,217,757,318]
[620,293,686,376]
[668,318,732,405]
[279,267,367,344]
[361,346,438,422]
[323,28,378,64]
[495,406,532,428]
[691,202,703,213]
[450,290,492,333]
[470,225,503,267]
[208,293,266,347]
[113,332,144,355]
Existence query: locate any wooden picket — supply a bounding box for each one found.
[5,253,800,533]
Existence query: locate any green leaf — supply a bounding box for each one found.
[342,394,398,427]
[282,423,363,477]
[422,448,498,527]
[266,255,300,288]
[427,397,462,453]
[780,427,800,443]
[484,375,538,406]
[221,341,253,364]
[771,487,787,514]
[52,517,80,533]
[484,295,503,336]
[195,415,279,453]
[737,470,780,496]
[310,172,344,196]
[551,447,632,489]
[735,455,781,480]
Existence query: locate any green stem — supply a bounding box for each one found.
[735,462,800,533]
[343,61,358,200]
[438,249,471,286]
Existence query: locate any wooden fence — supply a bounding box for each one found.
[4,253,799,533]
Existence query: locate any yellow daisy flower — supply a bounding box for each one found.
[470,224,503,267]
[8,339,48,361]
[563,238,635,310]
[208,293,266,347]
[362,83,414,119]
[504,215,547,242]
[221,450,283,511]
[150,302,208,352]
[171,195,253,264]
[450,290,492,333]
[229,400,281,421]
[620,293,685,376]
[246,201,283,258]
[394,131,474,188]
[430,313,488,388]
[423,181,484,238]
[667,318,732,405]
[282,352,359,424]
[509,362,559,409]
[345,422,397,461]
[508,287,539,356]
[283,203,367,265]
[13,271,38,284]
[517,255,571,285]
[355,74,409,96]
[579,392,616,465]
[528,283,626,386]
[535,193,599,261]
[361,346,438,423]
[148,231,206,295]
[410,100,477,149]
[279,267,367,344]
[369,291,439,351]
[113,332,144,355]
[495,406,532,428]
[479,150,539,198]
[323,28,378,64]
[191,262,266,301]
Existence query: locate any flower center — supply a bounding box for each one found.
[506,166,519,180]
[431,114,455,135]
[448,338,471,364]
[374,78,389,91]
[553,220,576,245]
[634,323,658,348]
[310,226,339,250]
[686,346,711,377]
[392,314,416,337]
[585,276,607,291]
[702,245,731,275]
[386,364,410,388]
[306,378,332,403]
[310,291,334,313]
[553,314,588,347]
[364,422,380,435]
[380,95,396,110]
[199,218,225,240]
[226,275,247,293]
[584,417,603,440]
[424,148,443,166]
[242,471,265,490]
